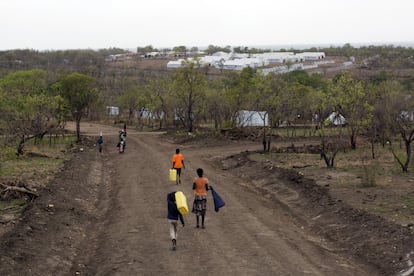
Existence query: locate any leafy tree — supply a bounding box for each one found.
[171,59,206,132]
[370,71,390,85]
[233,46,250,53]
[329,73,372,149]
[0,69,47,95]
[381,84,414,172]
[298,83,342,168]
[205,45,217,55]
[282,70,326,90]
[278,81,311,137]
[248,73,282,151]
[262,75,288,129]
[116,84,145,125]
[0,69,63,154]
[0,89,9,138]
[310,88,347,168]
[173,46,187,56]
[223,67,256,127]
[12,93,63,154]
[364,80,398,158]
[145,76,172,129]
[52,73,98,142]
[137,45,155,53]
[190,47,199,54]
[206,78,231,130]
[205,45,231,55]
[402,76,414,91]
[308,88,327,126]
[319,130,345,168]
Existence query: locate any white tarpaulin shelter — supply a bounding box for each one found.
[326,112,346,126]
[106,106,119,116]
[167,60,183,68]
[236,110,268,127]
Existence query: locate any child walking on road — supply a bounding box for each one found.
[97,134,103,153]
[172,148,185,185]
[167,191,185,250]
[192,168,209,229]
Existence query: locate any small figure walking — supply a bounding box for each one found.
[97,132,103,153]
[117,129,126,153]
[192,168,209,229]
[167,191,185,251]
[172,148,185,184]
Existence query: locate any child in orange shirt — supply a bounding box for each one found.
[172,148,185,185]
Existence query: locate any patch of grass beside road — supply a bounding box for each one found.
[0,199,26,211]
[0,136,75,196]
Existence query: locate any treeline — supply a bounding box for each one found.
[2,44,414,71]
[0,48,127,74]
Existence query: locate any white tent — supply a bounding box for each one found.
[167,60,183,68]
[326,112,346,126]
[106,106,119,116]
[236,110,268,127]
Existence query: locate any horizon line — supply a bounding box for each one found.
[1,41,414,52]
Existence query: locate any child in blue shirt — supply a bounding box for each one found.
[167,191,185,250]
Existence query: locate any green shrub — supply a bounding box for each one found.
[1,147,17,161]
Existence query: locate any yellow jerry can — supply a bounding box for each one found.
[175,191,188,215]
[169,169,177,182]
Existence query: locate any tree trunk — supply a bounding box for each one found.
[17,135,36,156]
[350,128,357,150]
[403,140,411,172]
[370,139,375,159]
[76,118,81,142]
[350,135,357,150]
[17,136,25,156]
[389,140,410,173]
[320,142,338,168]
[321,152,335,168]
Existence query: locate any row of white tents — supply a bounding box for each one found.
[167,51,326,71]
[237,111,346,127]
[106,106,346,128]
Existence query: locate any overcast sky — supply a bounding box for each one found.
[1,0,413,51]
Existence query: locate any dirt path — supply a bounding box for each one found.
[0,123,381,275]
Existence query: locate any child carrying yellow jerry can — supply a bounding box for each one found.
[167,191,185,251]
[175,191,189,215]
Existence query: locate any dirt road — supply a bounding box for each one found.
[0,123,381,275]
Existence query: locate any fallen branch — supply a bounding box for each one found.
[0,183,39,198]
[293,165,313,169]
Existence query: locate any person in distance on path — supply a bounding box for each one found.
[97,133,103,153]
